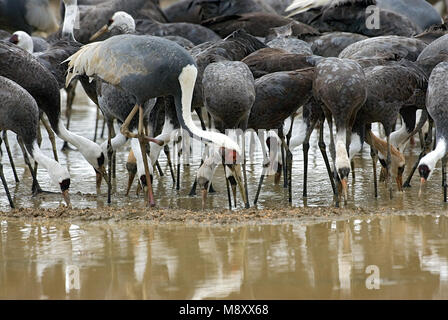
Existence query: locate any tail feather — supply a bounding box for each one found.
[64,42,103,88]
[286,0,330,16]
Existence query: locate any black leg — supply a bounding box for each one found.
[386,135,393,200]
[93,107,100,142]
[371,146,378,198]
[443,156,447,202]
[403,119,434,188]
[0,137,15,208]
[2,131,19,183]
[164,144,176,186]
[107,125,113,204]
[318,120,336,196]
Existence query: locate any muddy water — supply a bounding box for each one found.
[1,88,448,300]
[1,215,448,299]
[0,87,446,211]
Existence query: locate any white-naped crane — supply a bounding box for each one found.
[65,34,241,207]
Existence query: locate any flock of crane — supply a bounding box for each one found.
[0,0,448,210]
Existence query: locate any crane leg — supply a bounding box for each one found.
[443,156,447,202]
[62,80,77,150]
[164,144,176,186]
[107,123,114,204]
[386,135,393,200]
[40,117,59,161]
[138,105,155,207]
[2,131,19,183]
[93,106,100,142]
[17,137,42,195]
[370,146,378,198]
[302,118,317,198]
[403,119,434,188]
[0,136,15,208]
[125,150,137,196]
[318,120,337,198]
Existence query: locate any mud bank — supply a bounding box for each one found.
[1,205,445,225]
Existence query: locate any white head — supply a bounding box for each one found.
[418,139,447,182]
[9,31,34,53]
[63,0,78,5]
[108,11,136,33]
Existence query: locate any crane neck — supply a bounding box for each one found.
[175,64,241,154]
[62,0,78,41]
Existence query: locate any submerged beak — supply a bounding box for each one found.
[126,171,136,196]
[419,178,426,198]
[95,165,108,192]
[90,24,109,41]
[274,163,282,185]
[62,189,71,207]
[201,189,207,210]
[229,164,248,207]
[396,174,403,192]
[341,178,348,200]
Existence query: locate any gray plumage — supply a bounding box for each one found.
[353,60,428,140]
[0,75,39,152]
[242,48,315,78]
[266,37,312,55]
[425,62,448,141]
[416,33,448,76]
[311,32,368,57]
[0,0,58,34]
[248,68,314,130]
[376,0,443,31]
[202,61,255,132]
[135,18,221,45]
[339,36,427,61]
[72,0,166,44]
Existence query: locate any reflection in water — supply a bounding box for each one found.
[1,88,448,212]
[1,215,448,299]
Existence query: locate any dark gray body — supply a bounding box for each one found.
[0,75,39,153]
[311,32,368,57]
[426,62,448,142]
[32,36,50,52]
[248,69,314,131]
[72,0,166,44]
[0,40,61,133]
[0,0,54,34]
[96,80,155,130]
[135,19,221,45]
[202,12,319,39]
[376,0,442,31]
[353,60,428,139]
[417,34,448,76]
[339,36,427,61]
[191,29,266,109]
[95,35,196,105]
[313,58,367,131]
[242,48,315,79]
[266,37,312,55]
[293,5,421,37]
[202,61,255,131]
[35,36,82,89]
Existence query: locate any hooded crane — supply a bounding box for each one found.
[313,57,367,206]
[0,76,71,208]
[65,34,241,207]
[0,40,107,192]
[418,62,448,201]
